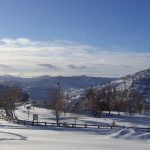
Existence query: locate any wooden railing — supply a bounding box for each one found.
[1,115,150,132]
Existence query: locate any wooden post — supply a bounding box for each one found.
[32,121,34,126]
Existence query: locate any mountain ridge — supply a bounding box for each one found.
[0,75,116,89]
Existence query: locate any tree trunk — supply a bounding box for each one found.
[56,114,59,125]
[116,105,120,116]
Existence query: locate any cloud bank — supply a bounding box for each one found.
[0,38,149,77]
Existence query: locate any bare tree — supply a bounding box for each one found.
[85,86,107,117]
[85,85,114,117]
[133,90,144,115]
[95,93,102,118]
[0,85,19,118]
[85,87,98,116]
[111,87,124,116]
[104,84,113,115]
[62,92,70,118]
[144,101,150,113]
[125,89,140,116]
[71,103,81,125]
[94,89,106,118]
[50,87,65,125]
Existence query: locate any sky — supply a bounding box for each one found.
[0,0,150,77]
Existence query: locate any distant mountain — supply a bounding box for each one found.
[112,68,150,100]
[0,75,115,89]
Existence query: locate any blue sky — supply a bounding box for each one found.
[0,0,150,77]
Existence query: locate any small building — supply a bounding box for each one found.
[29,87,58,106]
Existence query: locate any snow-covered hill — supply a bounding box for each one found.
[67,68,150,103]
[112,68,150,100]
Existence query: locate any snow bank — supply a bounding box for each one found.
[111,128,135,138]
[137,133,150,140]
[111,128,150,140]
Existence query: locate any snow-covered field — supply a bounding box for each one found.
[15,106,150,128]
[0,106,150,150]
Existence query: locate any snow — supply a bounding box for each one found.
[0,125,150,150]
[15,106,150,128]
[0,106,150,150]
[110,128,150,140]
[111,69,150,100]
[0,130,27,141]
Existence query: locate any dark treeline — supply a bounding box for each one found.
[83,83,150,117]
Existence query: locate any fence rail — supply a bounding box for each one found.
[1,115,150,132]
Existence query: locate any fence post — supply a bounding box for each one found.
[32,121,34,126]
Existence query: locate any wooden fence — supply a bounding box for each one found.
[1,115,150,132]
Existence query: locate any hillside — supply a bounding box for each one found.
[67,68,150,103]
[112,68,150,99]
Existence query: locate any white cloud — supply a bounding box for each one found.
[0,38,149,77]
[0,38,32,47]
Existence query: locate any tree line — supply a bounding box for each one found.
[0,83,150,126]
[84,84,150,117]
[49,83,150,125]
